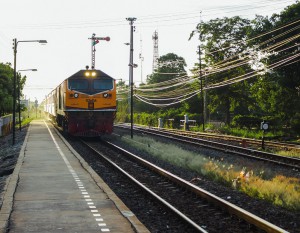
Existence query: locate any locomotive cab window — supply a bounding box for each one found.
[68,79,89,90]
[93,79,113,91]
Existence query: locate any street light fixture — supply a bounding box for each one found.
[17,69,38,131]
[12,38,47,145]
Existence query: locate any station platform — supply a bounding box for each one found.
[0,120,149,233]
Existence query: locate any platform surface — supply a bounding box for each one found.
[0,120,148,233]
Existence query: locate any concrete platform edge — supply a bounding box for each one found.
[0,126,30,233]
[54,127,150,233]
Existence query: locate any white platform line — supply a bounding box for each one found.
[44,121,110,231]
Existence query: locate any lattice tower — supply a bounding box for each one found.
[152,31,159,72]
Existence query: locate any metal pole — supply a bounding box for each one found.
[198,12,205,132]
[262,130,265,149]
[199,45,204,132]
[18,72,21,131]
[12,38,17,145]
[130,22,134,139]
[139,37,144,83]
[11,39,46,142]
[126,17,136,139]
[28,98,30,118]
[91,33,95,69]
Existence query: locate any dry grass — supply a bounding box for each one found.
[240,176,300,210]
[116,134,300,210]
[277,149,300,158]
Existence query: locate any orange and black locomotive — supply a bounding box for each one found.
[44,69,116,136]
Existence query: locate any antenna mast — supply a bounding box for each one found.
[152,31,159,72]
[139,35,144,83]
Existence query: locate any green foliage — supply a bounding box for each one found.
[0,63,14,115]
[116,2,300,138]
[190,16,255,125]
[249,2,300,131]
[146,53,187,84]
[290,113,300,135]
[0,63,27,117]
[115,101,129,123]
[21,117,33,126]
[232,115,262,129]
[219,124,283,140]
[134,112,157,127]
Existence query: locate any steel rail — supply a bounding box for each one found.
[158,127,300,151]
[94,140,289,233]
[81,140,208,233]
[115,124,300,170]
[116,123,300,152]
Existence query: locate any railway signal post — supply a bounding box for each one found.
[88,33,110,69]
[261,120,269,149]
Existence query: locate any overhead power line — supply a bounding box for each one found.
[3,0,295,30]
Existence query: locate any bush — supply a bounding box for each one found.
[290,113,300,135]
[232,115,261,129]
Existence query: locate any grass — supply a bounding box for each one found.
[219,126,277,139]
[240,175,300,210]
[21,117,34,126]
[114,133,300,210]
[277,149,300,158]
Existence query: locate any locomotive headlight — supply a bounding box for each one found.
[103,93,108,98]
[74,93,79,98]
[84,71,96,77]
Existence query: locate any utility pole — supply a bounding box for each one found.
[12,38,17,145]
[88,33,110,69]
[199,44,205,132]
[126,17,137,139]
[198,12,205,132]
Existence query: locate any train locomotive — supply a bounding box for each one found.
[44,69,116,136]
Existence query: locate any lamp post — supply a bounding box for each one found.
[126,17,137,139]
[12,39,47,145]
[17,69,37,131]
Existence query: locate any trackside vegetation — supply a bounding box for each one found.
[114,133,300,210]
[0,63,27,117]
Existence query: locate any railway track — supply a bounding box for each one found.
[80,139,288,233]
[115,124,300,170]
[116,124,300,152]
[159,128,300,152]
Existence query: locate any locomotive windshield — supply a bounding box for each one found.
[68,79,89,90]
[93,79,113,91]
[68,77,113,94]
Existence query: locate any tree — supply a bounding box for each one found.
[0,63,27,116]
[146,53,187,84]
[0,63,14,116]
[129,53,189,113]
[250,2,300,130]
[190,16,253,124]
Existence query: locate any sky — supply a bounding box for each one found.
[0,0,296,103]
